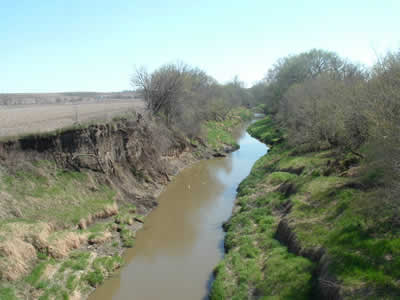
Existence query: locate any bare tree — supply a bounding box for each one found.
[132,64,186,124]
[132,62,250,136]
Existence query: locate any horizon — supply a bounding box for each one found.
[1,0,399,93]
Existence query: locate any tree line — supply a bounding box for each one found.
[250,48,400,224]
[132,63,252,137]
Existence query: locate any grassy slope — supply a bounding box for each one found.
[203,107,253,151]
[0,161,138,299]
[212,117,400,299]
[0,164,115,226]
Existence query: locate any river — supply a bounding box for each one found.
[89,124,267,300]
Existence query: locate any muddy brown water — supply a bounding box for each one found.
[89,125,267,300]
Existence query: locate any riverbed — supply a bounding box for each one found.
[89,125,267,300]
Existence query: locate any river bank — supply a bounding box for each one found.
[0,108,251,300]
[88,120,266,300]
[211,116,400,299]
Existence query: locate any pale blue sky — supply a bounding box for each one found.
[1,0,399,93]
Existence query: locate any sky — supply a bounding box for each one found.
[1,0,399,93]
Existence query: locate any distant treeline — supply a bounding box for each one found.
[250,48,400,222]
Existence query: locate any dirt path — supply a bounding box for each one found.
[0,100,145,137]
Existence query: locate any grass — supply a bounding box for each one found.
[59,251,91,273]
[25,261,48,286]
[213,140,316,298]
[0,166,116,226]
[247,116,283,145]
[213,116,400,299]
[252,103,267,114]
[84,269,104,287]
[66,274,78,291]
[203,107,252,151]
[0,286,18,300]
[212,188,314,299]
[204,121,238,150]
[236,107,253,121]
[120,226,135,247]
[37,251,49,260]
[267,171,297,185]
[34,251,124,298]
[84,255,123,287]
[114,214,131,225]
[38,284,68,300]
[92,255,123,273]
[112,207,139,247]
[86,221,109,234]
[35,280,50,290]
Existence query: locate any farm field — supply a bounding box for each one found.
[0,100,145,138]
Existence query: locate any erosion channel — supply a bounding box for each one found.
[89,123,267,300]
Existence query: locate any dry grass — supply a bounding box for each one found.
[0,238,37,281]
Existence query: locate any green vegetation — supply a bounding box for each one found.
[237,107,253,121]
[92,256,123,274]
[212,127,315,298]
[0,161,134,299]
[119,226,135,247]
[0,286,18,300]
[21,253,86,299]
[66,274,78,291]
[212,199,314,299]
[38,284,68,300]
[204,121,237,150]
[59,252,91,272]
[84,269,104,287]
[0,165,115,227]
[204,107,252,151]
[29,250,124,299]
[111,205,140,248]
[247,116,283,145]
[84,255,123,287]
[25,261,49,286]
[214,116,400,299]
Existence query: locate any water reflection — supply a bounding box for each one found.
[89,126,267,300]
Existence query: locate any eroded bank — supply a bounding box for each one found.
[0,109,252,299]
[89,124,267,300]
